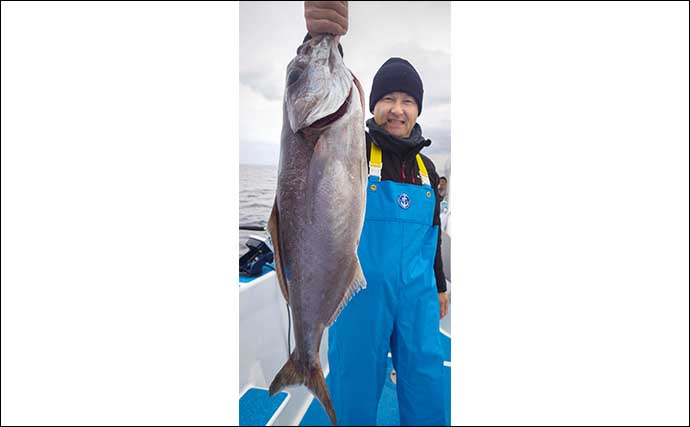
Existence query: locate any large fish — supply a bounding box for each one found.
[267,34,367,425]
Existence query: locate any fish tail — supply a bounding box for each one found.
[307,364,336,426]
[269,353,336,425]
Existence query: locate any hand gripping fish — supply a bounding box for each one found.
[267,34,367,425]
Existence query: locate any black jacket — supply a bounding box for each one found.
[365,123,447,293]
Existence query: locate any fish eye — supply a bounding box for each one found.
[287,69,302,86]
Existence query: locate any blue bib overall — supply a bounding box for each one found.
[327,143,449,426]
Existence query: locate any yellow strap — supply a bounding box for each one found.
[415,154,428,178]
[370,143,382,168]
[416,154,431,186]
[369,143,382,180]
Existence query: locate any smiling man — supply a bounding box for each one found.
[331,57,449,427]
[302,2,449,426]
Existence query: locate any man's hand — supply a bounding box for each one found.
[305,1,348,37]
[438,292,449,319]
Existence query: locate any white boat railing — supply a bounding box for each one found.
[239,272,329,426]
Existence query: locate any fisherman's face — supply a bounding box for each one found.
[373,91,419,138]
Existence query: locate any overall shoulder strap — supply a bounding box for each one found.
[369,141,382,181]
[415,154,431,186]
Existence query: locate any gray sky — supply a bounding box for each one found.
[240,1,450,174]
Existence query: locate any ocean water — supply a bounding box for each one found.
[239,164,278,256]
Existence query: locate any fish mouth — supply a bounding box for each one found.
[303,88,352,130]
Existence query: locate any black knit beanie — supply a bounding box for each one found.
[369,57,424,115]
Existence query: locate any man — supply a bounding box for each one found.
[304,2,449,425]
[438,176,450,232]
[439,176,448,202]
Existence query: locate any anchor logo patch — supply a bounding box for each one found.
[398,193,411,210]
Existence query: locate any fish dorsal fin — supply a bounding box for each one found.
[267,199,289,303]
[326,258,366,327]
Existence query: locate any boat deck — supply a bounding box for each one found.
[239,262,451,426]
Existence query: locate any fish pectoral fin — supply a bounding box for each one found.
[326,258,367,327]
[268,199,289,303]
[269,353,336,426]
